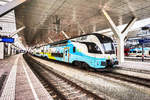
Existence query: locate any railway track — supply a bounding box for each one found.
[24,54,104,100]
[100,71,150,88]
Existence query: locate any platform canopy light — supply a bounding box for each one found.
[0,37,14,43]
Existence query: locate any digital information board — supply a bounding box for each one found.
[0,37,14,43]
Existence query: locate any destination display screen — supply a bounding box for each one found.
[0,37,14,43]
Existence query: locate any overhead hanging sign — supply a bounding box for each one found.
[0,37,14,43]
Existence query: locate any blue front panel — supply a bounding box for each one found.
[1,37,14,43]
[66,41,107,68]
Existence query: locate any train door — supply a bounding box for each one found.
[64,47,69,62]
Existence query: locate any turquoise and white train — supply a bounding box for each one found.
[129,47,150,57]
[32,33,118,69]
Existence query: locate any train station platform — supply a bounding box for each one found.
[0,54,53,100]
[125,56,150,61]
[118,60,150,71]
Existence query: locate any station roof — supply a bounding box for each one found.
[14,0,150,46]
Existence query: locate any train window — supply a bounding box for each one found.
[73,47,76,53]
[36,52,40,54]
[50,40,68,47]
[102,43,115,54]
[81,42,102,54]
[95,34,113,43]
[51,53,63,57]
[124,51,128,53]
[133,51,136,53]
[149,51,150,55]
[65,50,67,56]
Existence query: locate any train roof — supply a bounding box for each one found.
[36,33,111,48]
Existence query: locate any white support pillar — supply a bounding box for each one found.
[121,18,137,38]
[61,31,70,39]
[0,42,4,59]
[11,46,15,55]
[102,9,137,63]
[117,38,125,62]
[10,46,12,56]
[10,26,25,37]
[102,9,121,38]
[12,48,14,55]
[48,37,53,43]
[8,43,11,56]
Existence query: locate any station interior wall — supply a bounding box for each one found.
[0,10,17,59]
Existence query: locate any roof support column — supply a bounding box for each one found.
[117,38,124,63]
[11,46,15,55]
[0,42,4,59]
[7,43,11,56]
[61,31,70,39]
[10,26,25,37]
[48,37,53,43]
[102,9,137,63]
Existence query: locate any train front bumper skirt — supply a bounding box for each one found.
[101,60,118,66]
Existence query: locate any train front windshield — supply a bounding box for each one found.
[102,43,115,54]
[80,42,102,54]
[95,34,115,54]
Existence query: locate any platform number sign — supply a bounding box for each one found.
[0,37,14,43]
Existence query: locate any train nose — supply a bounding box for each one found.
[106,59,118,67]
[104,54,114,59]
[106,59,112,66]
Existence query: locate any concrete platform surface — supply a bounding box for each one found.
[0,54,53,100]
[118,61,150,71]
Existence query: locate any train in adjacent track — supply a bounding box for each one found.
[31,33,118,69]
[129,47,150,57]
